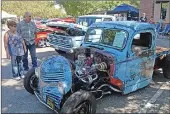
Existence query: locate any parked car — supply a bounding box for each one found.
[36,20,87,48]
[41,17,76,24]
[24,21,170,113]
[76,14,117,27]
[48,27,87,53]
[49,15,116,53]
[36,26,66,48]
[35,17,76,30]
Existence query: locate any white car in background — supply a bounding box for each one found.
[76,14,117,27]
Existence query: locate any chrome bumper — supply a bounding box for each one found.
[34,91,59,114]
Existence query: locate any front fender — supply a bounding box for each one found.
[39,55,72,109]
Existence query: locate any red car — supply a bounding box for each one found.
[47,17,76,23]
[36,29,52,48]
[35,17,76,48]
[36,26,67,48]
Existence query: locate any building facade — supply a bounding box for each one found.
[140,0,170,23]
[140,0,154,19]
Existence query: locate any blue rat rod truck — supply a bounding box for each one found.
[24,21,170,114]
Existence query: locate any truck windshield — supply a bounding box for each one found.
[84,28,128,49]
[76,17,102,27]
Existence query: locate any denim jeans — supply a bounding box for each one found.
[11,56,24,77]
[23,43,37,70]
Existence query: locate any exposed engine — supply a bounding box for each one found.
[74,48,113,84]
[71,47,122,100]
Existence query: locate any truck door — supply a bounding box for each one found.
[125,31,155,94]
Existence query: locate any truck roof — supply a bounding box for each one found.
[90,21,156,31]
[78,15,115,18]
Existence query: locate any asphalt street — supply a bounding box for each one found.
[1,31,170,113]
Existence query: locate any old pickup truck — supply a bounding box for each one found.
[24,21,170,114]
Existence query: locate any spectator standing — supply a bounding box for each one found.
[17,12,37,72]
[4,20,27,80]
[140,13,147,22]
[123,14,127,21]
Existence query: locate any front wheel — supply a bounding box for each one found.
[163,55,170,79]
[23,68,38,94]
[60,90,96,114]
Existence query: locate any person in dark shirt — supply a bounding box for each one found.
[140,13,147,22]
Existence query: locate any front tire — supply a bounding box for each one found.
[163,55,170,79]
[24,68,38,94]
[60,90,96,114]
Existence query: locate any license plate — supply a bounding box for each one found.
[47,97,54,109]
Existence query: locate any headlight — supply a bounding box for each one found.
[57,82,66,94]
[68,39,72,44]
[35,67,40,78]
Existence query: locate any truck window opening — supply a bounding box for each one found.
[132,32,152,51]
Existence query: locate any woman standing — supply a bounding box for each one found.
[4,20,27,80]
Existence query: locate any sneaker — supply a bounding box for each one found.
[13,77,21,80]
[21,75,25,79]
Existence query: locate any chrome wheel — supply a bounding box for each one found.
[38,39,46,48]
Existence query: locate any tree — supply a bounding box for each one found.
[2,0,140,18]
[2,1,66,18]
[60,0,140,17]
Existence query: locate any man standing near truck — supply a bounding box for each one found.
[17,12,37,72]
[140,13,147,22]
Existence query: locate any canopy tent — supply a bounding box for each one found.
[107,4,139,21]
[107,4,139,14]
[2,10,17,19]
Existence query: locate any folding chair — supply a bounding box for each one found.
[155,23,162,32]
[159,24,170,36]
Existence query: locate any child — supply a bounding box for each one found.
[4,20,27,80]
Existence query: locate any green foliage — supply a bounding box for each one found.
[60,0,140,17]
[2,1,66,18]
[2,0,140,18]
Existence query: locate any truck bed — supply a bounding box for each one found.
[156,37,170,57]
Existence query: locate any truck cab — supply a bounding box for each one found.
[81,21,158,94]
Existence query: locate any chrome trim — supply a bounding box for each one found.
[52,45,74,53]
[34,91,59,114]
[34,91,53,110]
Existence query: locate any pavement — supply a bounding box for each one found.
[1,31,170,113]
